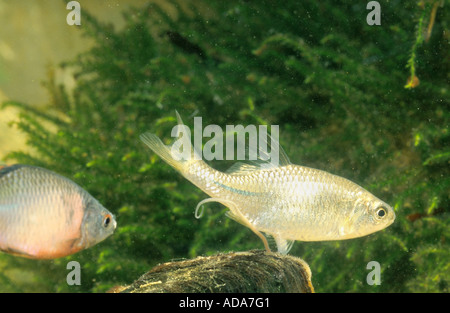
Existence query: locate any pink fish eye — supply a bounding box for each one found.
[103,214,112,228]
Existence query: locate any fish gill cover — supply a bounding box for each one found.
[0,0,448,292]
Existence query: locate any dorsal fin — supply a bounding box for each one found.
[175,110,184,128]
[255,127,291,167]
[225,127,291,175]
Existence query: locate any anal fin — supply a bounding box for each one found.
[273,235,295,255]
[197,197,271,252]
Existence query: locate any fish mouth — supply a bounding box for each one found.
[111,218,118,232]
[386,210,396,227]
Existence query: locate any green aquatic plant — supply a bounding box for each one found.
[0,0,448,292]
[405,0,444,88]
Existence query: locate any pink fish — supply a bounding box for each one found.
[0,165,116,259]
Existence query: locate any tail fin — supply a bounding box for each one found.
[140,111,201,171]
[140,132,185,171]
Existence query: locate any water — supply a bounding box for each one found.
[0,0,448,293]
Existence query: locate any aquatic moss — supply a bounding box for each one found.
[0,0,448,292]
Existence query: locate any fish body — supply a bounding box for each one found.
[140,113,395,254]
[0,165,116,259]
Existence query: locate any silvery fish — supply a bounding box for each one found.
[0,164,116,259]
[140,112,395,254]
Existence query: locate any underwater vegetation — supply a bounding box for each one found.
[0,0,448,292]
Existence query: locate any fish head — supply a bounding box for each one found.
[345,192,396,239]
[78,196,117,250]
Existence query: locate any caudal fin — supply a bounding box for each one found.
[140,111,201,171]
[140,132,183,170]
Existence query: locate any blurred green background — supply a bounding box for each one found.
[0,0,448,292]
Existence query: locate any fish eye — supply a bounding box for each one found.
[376,207,387,219]
[103,214,112,228]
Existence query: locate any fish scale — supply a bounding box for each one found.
[140,112,395,254]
